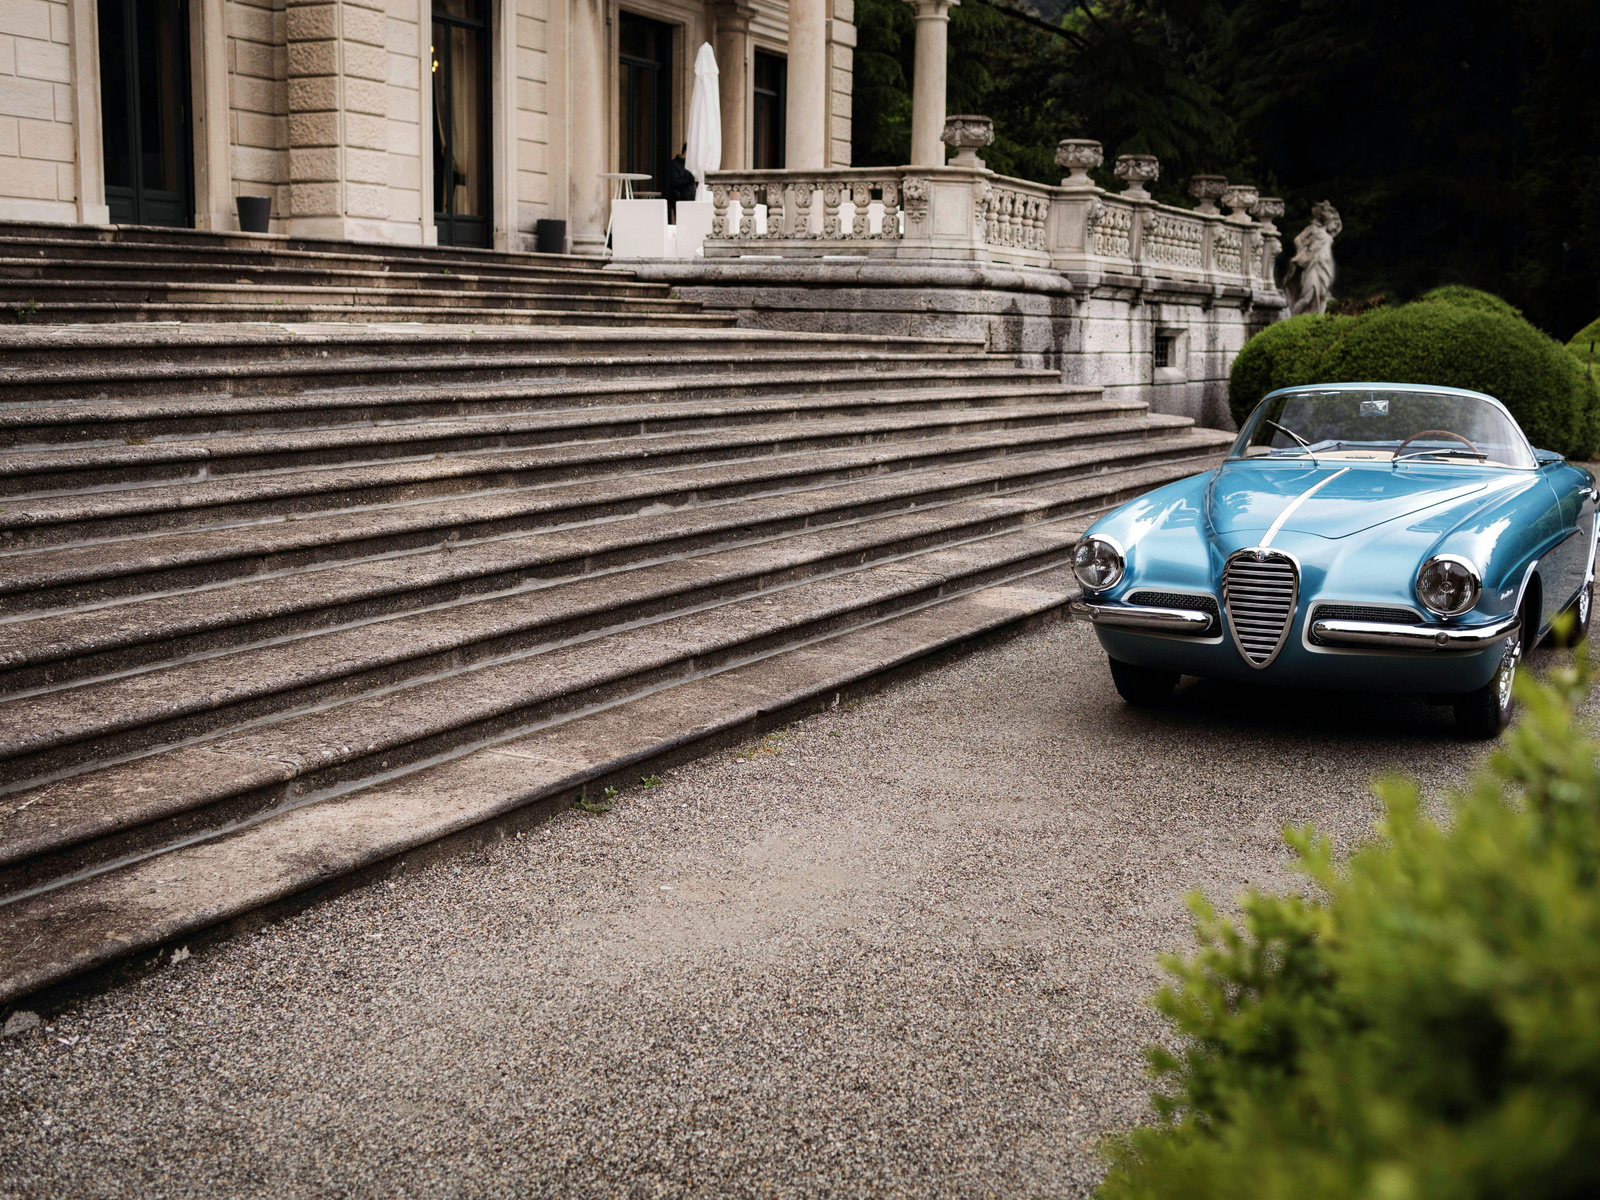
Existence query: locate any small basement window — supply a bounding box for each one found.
[1153,334,1176,369]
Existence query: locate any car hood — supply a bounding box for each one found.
[1206,460,1509,540]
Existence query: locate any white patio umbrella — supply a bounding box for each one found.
[685,43,721,202]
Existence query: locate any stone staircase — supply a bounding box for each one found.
[0,219,725,326]
[0,234,1234,1007]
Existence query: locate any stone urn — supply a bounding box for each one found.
[942,115,994,169]
[1222,184,1260,221]
[1113,154,1160,198]
[1055,138,1103,186]
[1249,196,1285,233]
[1187,174,1228,215]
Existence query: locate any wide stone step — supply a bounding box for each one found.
[0,433,1227,692]
[3,301,739,328]
[0,552,1083,1007]
[0,420,1217,612]
[0,254,675,296]
[0,324,988,389]
[0,278,711,315]
[0,367,1068,447]
[0,395,1139,495]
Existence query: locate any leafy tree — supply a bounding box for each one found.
[1099,646,1600,1200]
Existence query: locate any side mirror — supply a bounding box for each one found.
[1534,449,1565,467]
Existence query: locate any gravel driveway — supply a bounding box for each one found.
[0,618,1536,1199]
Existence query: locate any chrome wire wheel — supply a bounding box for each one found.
[1495,634,1521,716]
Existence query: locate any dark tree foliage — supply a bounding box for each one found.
[851,0,1600,337]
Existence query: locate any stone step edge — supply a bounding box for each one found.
[0,281,709,310]
[0,449,1219,690]
[0,397,1148,480]
[0,368,1075,428]
[0,257,671,290]
[0,562,1083,1009]
[6,304,736,325]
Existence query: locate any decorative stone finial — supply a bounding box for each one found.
[941,115,994,169]
[1188,174,1228,214]
[1055,138,1103,186]
[1113,154,1160,198]
[1221,184,1260,220]
[1249,196,1285,232]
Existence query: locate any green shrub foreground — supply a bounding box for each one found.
[1229,289,1600,459]
[1098,650,1600,1200]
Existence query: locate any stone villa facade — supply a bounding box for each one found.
[0,0,855,251]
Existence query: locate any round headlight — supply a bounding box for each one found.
[1416,554,1481,616]
[1073,536,1125,592]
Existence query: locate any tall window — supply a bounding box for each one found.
[98,0,194,227]
[753,50,786,170]
[618,11,673,196]
[432,0,491,247]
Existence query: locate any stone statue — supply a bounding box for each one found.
[1284,200,1342,316]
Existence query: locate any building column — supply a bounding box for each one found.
[285,0,391,240]
[905,0,956,168]
[786,0,828,169]
[713,1,753,170]
[568,0,609,255]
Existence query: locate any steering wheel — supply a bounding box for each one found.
[1393,429,1481,459]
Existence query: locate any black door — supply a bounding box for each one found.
[618,12,673,196]
[98,0,194,227]
[432,0,492,247]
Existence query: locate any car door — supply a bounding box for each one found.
[1537,453,1595,619]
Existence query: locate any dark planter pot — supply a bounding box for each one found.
[535,219,567,255]
[237,195,272,233]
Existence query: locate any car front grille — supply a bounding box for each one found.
[1126,591,1220,632]
[1223,552,1299,667]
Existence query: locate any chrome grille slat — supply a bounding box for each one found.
[1223,550,1299,667]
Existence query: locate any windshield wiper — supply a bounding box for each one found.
[1264,419,1313,450]
[1392,448,1489,463]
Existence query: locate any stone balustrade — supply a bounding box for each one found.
[704,157,1283,295]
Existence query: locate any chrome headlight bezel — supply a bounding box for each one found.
[1415,553,1482,617]
[1072,535,1126,592]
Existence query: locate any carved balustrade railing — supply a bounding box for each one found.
[700,166,1282,296]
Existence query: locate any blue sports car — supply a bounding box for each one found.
[1070,383,1598,737]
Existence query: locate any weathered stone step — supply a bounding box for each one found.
[0,324,988,392]
[0,456,1212,802]
[0,395,1135,496]
[0,555,1081,1007]
[0,278,712,315]
[0,367,1068,448]
[0,419,1214,611]
[0,255,674,297]
[0,434,1227,687]
[0,219,607,273]
[3,301,739,328]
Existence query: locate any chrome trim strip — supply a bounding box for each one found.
[1259,468,1350,548]
[1309,613,1522,651]
[1070,600,1214,634]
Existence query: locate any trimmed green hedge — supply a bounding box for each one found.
[1230,295,1600,458]
[1098,650,1600,1200]
[1417,284,1526,320]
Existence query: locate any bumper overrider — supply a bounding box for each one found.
[1069,599,1521,652]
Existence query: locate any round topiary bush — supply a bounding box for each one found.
[1417,284,1526,320]
[1229,293,1600,458]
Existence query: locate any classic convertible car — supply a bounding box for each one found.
[1070,383,1597,737]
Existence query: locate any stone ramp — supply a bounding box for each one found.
[0,320,1231,1005]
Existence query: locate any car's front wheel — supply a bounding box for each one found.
[1108,658,1180,706]
[1454,632,1521,739]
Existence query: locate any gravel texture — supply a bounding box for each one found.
[0,618,1537,1199]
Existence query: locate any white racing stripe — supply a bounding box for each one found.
[1259,468,1350,548]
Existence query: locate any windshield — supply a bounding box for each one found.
[1231,388,1535,469]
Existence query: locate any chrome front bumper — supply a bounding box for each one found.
[1309,612,1522,651]
[1072,600,1522,652]
[1070,600,1214,635]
